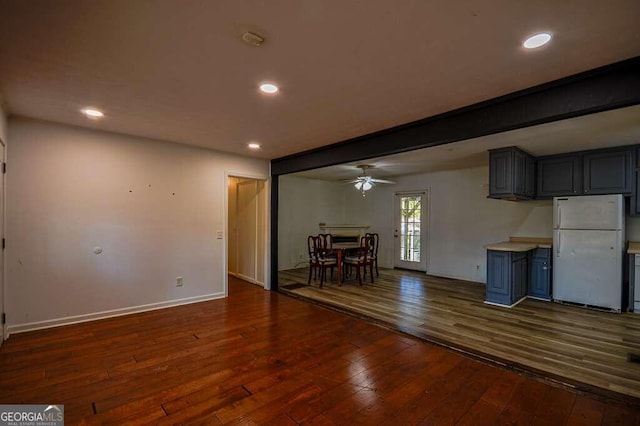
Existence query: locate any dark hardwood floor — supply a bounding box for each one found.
[279,267,640,403]
[0,276,638,424]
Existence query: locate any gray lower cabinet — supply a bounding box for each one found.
[628,253,640,312]
[486,250,529,306]
[529,248,551,300]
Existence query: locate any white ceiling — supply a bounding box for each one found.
[1,1,639,160]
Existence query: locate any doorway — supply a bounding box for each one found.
[394,191,428,272]
[227,176,267,287]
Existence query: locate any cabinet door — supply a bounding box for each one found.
[489,150,512,197]
[512,255,528,302]
[513,150,527,196]
[537,155,582,198]
[486,250,511,305]
[530,256,551,299]
[525,154,536,197]
[583,148,632,195]
[632,147,640,216]
[635,254,640,311]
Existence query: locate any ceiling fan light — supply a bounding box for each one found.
[354,181,363,190]
[362,181,373,191]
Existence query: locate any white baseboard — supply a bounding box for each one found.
[237,273,255,283]
[7,292,225,337]
[425,271,484,285]
[484,296,527,309]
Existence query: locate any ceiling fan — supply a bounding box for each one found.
[343,165,395,196]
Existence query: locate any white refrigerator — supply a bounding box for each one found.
[553,194,624,312]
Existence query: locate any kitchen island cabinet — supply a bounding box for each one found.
[484,238,552,307]
[485,243,535,307]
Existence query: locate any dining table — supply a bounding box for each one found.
[330,242,360,285]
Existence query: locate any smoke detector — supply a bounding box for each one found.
[242,31,265,47]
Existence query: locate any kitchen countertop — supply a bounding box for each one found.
[483,242,539,252]
[628,242,640,254]
[484,236,553,252]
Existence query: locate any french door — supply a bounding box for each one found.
[394,191,427,271]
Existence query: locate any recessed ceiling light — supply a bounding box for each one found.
[259,83,279,94]
[81,108,104,118]
[248,142,261,150]
[523,33,552,49]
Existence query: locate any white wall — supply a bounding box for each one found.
[278,176,345,270]
[351,166,552,282]
[6,117,269,332]
[279,166,554,284]
[626,215,640,242]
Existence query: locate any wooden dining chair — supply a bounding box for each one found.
[344,235,374,285]
[308,235,337,288]
[318,233,338,260]
[307,235,319,284]
[364,232,380,277]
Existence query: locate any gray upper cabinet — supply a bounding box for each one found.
[488,147,535,200]
[537,154,582,198]
[631,147,640,216]
[491,143,637,203]
[583,148,633,195]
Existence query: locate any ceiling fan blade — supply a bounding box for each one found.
[370,178,396,184]
[340,178,360,184]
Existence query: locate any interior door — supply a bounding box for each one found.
[394,191,427,271]
[237,179,258,283]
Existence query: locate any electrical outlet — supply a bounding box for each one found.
[176,276,183,287]
[476,265,480,271]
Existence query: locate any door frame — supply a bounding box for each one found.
[393,189,430,273]
[0,137,5,343]
[224,172,270,295]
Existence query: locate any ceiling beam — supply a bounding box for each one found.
[271,55,640,176]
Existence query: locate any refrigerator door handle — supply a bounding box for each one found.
[557,205,562,229]
[556,232,561,257]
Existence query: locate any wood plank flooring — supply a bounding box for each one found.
[0,276,638,424]
[279,267,640,402]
